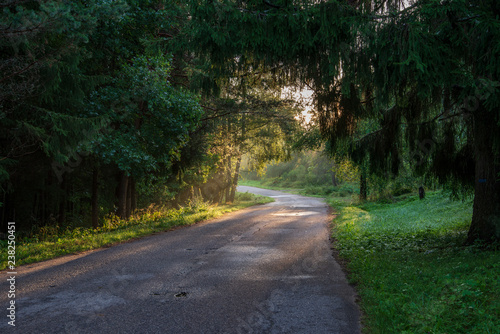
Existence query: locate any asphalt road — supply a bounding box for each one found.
[1,186,360,334]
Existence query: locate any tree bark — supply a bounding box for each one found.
[229,155,242,203]
[216,190,222,205]
[91,168,99,229]
[126,177,132,219]
[331,171,338,187]
[1,192,5,231]
[116,170,129,219]
[130,178,137,213]
[225,117,233,203]
[359,172,367,201]
[58,175,66,226]
[225,157,231,203]
[467,111,500,243]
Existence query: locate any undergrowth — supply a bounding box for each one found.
[0,192,273,270]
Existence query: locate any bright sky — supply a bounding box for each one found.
[281,87,314,125]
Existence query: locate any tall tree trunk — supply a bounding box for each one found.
[126,177,132,219]
[33,192,40,223]
[359,172,367,201]
[225,117,232,203]
[331,162,339,187]
[467,111,500,243]
[226,155,232,203]
[91,168,99,229]
[229,155,242,203]
[57,175,66,226]
[130,178,137,213]
[42,173,48,222]
[69,182,74,218]
[229,113,245,203]
[331,171,338,187]
[1,192,5,230]
[116,171,129,219]
[46,169,55,223]
[218,186,225,205]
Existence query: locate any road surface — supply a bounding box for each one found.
[1,186,360,333]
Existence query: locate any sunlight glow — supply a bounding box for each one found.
[281,87,314,125]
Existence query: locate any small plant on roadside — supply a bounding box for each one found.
[235,191,254,201]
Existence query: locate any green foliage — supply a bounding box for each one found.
[244,150,333,185]
[241,150,364,198]
[0,0,127,228]
[241,147,370,199]
[171,73,302,205]
[0,0,109,173]
[235,191,274,205]
[331,191,499,333]
[332,157,359,183]
[0,0,208,230]
[92,54,202,175]
[188,0,500,242]
[234,191,254,202]
[3,0,497,244]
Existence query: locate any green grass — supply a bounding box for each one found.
[0,192,273,271]
[238,179,301,192]
[330,191,500,334]
[239,179,358,198]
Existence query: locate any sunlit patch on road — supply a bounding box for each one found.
[271,211,321,216]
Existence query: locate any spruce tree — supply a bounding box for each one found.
[188,0,500,243]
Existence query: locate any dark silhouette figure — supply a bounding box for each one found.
[419,186,425,200]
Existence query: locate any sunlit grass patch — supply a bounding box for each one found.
[330,191,499,334]
[239,179,359,199]
[0,192,274,270]
[238,179,302,193]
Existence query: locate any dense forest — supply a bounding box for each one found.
[1,0,499,243]
[0,0,301,234]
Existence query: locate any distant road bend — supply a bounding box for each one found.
[1,186,360,333]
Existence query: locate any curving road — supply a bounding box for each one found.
[0,186,360,333]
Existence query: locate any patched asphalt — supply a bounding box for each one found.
[0,186,360,333]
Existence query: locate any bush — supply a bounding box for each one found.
[235,191,254,201]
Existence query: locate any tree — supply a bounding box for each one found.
[0,0,115,229]
[170,78,301,205]
[91,55,202,218]
[187,0,500,243]
[354,0,500,243]
[0,0,204,228]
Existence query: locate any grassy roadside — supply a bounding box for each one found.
[330,192,499,334]
[241,180,499,333]
[238,179,301,192]
[238,179,358,198]
[0,192,273,271]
